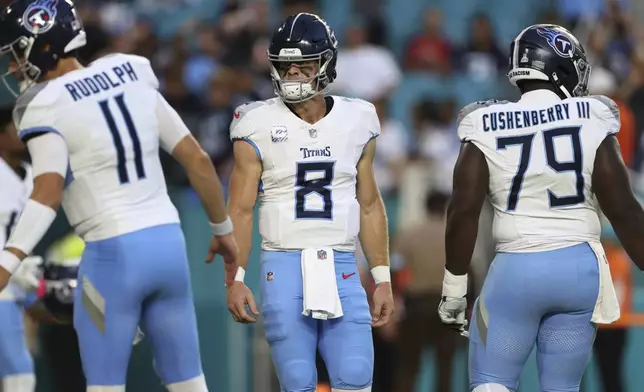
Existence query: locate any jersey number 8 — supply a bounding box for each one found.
[497,126,584,211]
[295,162,335,219]
[99,93,146,184]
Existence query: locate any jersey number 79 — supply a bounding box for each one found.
[98,93,146,184]
[497,126,584,211]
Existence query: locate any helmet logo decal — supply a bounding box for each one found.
[536,27,574,59]
[22,0,58,34]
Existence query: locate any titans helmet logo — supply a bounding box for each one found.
[22,0,58,34]
[536,27,574,59]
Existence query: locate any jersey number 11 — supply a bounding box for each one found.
[99,93,146,184]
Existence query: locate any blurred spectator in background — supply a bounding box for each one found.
[39,234,85,392]
[404,8,451,74]
[454,13,507,83]
[334,18,401,100]
[195,69,236,179]
[413,99,459,192]
[391,191,463,392]
[372,98,409,197]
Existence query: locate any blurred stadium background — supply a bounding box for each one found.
[8,0,644,391]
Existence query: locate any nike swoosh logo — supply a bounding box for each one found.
[233,112,240,118]
[342,272,356,279]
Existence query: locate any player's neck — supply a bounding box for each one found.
[290,95,327,124]
[44,57,85,81]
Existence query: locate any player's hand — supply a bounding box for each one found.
[438,296,469,337]
[205,233,239,265]
[226,281,259,324]
[10,256,42,292]
[371,282,395,327]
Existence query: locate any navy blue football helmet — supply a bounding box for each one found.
[41,261,78,322]
[508,24,590,98]
[268,13,338,103]
[0,0,86,96]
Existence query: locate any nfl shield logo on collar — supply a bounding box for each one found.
[317,250,327,260]
[309,128,317,138]
[267,271,274,281]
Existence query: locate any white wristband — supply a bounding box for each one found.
[0,250,21,275]
[442,268,467,298]
[370,266,391,284]
[6,199,57,256]
[235,266,246,282]
[209,217,233,236]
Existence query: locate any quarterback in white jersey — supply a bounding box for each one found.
[0,1,238,391]
[226,13,394,392]
[438,24,644,392]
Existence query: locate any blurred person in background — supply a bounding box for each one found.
[392,191,465,392]
[454,13,507,83]
[226,13,394,392]
[0,1,238,391]
[0,107,43,392]
[404,7,452,74]
[196,69,236,179]
[372,97,409,197]
[334,17,401,101]
[38,233,86,392]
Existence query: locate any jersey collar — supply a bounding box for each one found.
[519,89,562,103]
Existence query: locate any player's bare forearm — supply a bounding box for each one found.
[357,138,389,268]
[359,198,389,268]
[172,135,228,224]
[445,207,479,276]
[186,154,228,224]
[445,143,489,276]
[228,141,262,268]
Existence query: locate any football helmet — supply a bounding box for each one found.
[508,24,590,98]
[0,0,86,96]
[268,13,338,103]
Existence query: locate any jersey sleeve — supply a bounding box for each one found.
[12,83,59,141]
[230,101,266,160]
[156,92,190,153]
[456,99,510,142]
[366,102,381,141]
[588,95,620,136]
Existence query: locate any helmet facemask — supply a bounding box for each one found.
[0,36,41,97]
[570,57,591,97]
[268,48,334,103]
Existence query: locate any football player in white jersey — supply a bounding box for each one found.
[438,24,644,392]
[226,13,394,392]
[0,109,44,391]
[0,1,239,391]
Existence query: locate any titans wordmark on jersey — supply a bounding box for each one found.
[457,90,620,252]
[230,96,380,252]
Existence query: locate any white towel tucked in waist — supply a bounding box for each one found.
[301,247,343,320]
[588,241,620,324]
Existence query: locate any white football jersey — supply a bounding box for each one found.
[457,90,620,252]
[230,96,380,251]
[0,158,32,248]
[0,158,33,300]
[12,54,181,241]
